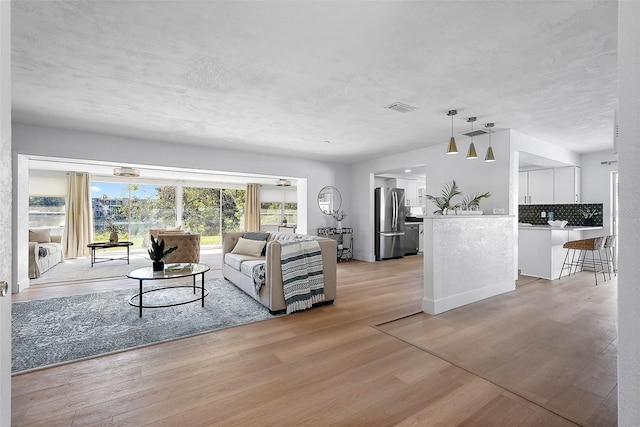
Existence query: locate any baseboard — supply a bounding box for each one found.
[14,277,30,293]
[422,280,515,315]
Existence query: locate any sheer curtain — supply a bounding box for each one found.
[245,183,261,231]
[63,172,92,258]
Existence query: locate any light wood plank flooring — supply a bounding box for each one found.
[11,256,616,426]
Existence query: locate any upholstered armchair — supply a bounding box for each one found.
[156,232,201,264]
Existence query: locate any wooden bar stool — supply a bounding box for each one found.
[559,237,607,285]
[603,235,617,279]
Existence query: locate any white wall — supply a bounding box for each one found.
[12,122,351,288]
[580,150,618,238]
[350,129,512,262]
[0,1,11,423]
[617,0,640,423]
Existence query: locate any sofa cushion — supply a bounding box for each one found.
[232,237,267,257]
[29,229,51,243]
[225,252,264,271]
[240,259,266,277]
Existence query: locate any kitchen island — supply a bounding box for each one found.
[518,224,603,280]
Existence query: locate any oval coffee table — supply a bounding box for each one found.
[126,263,211,317]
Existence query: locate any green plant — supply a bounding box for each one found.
[425,180,462,214]
[461,192,491,209]
[581,207,601,219]
[147,235,177,262]
[103,216,124,234]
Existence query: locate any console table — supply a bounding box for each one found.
[318,227,353,261]
[87,241,134,267]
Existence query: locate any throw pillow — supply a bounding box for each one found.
[243,231,270,255]
[29,229,51,243]
[231,237,267,257]
[166,225,182,231]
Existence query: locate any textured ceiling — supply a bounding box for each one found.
[11,1,618,164]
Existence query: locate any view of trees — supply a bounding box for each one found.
[92,183,245,247]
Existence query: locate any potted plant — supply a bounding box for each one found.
[147,235,178,271]
[461,192,491,211]
[580,207,601,226]
[426,180,462,214]
[104,216,124,244]
[331,210,347,231]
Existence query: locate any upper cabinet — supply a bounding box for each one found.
[395,178,418,206]
[553,166,581,203]
[519,166,581,205]
[520,169,554,204]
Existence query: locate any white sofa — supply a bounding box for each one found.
[222,231,337,313]
[29,229,64,279]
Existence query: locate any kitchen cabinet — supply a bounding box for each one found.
[520,169,554,204]
[395,178,418,206]
[553,166,581,203]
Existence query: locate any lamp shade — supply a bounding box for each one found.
[467,143,477,159]
[447,137,458,154]
[485,146,495,162]
[113,167,140,177]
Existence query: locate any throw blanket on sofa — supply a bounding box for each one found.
[38,247,49,258]
[252,263,266,295]
[280,240,325,314]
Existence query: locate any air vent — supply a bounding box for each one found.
[385,102,418,113]
[460,129,489,138]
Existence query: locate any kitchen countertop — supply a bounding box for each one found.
[518,224,603,231]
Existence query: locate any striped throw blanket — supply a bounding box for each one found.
[280,240,325,314]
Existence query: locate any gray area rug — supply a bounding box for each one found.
[12,278,280,373]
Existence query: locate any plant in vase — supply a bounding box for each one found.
[104,216,124,244]
[580,207,601,226]
[332,210,347,231]
[148,235,178,271]
[425,180,461,215]
[461,192,491,212]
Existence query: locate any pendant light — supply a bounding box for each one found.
[484,123,495,162]
[446,110,458,154]
[466,117,477,159]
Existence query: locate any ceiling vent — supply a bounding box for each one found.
[385,102,418,113]
[460,128,488,138]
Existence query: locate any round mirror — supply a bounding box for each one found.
[318,186,342,215]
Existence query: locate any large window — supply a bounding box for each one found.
[182,187,245,245]
[260,187,297,226]
[92,182,176,247]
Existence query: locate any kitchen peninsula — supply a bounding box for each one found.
[423,215,516,315]
[518,224,603,280]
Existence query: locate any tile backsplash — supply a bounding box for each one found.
[518,203,603,226]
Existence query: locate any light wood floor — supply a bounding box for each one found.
[11,256,616,426]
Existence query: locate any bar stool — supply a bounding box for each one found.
[559,237,607,285]
[603,235,617,279]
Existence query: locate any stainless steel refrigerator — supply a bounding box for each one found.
[375,187,405,260]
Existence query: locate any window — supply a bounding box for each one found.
[28,196,65,228]
[92,182,176,247]
[260,202,297,226]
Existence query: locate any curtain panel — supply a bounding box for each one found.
[63,172,92,258]
[245,183,261,232]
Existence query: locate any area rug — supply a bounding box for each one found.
[12,278,280,373]
[29,251,223,285]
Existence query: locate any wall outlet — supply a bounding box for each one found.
[541,211,546,218]
[493,208,505,214]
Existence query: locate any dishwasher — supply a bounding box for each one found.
[404,223,420,255]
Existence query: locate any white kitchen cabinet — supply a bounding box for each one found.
[553,166,581,203]
[520,169,554,204]
[395,178,418,206]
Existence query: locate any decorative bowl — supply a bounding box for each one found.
[548,220,568,228]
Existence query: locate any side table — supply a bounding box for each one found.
[318,227,353,261]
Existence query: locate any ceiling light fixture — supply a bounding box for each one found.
[466,117,478,159]
[484,123,495,162]
[276,178,291,187]
[113,167,140,177]
[446,110,458,154]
